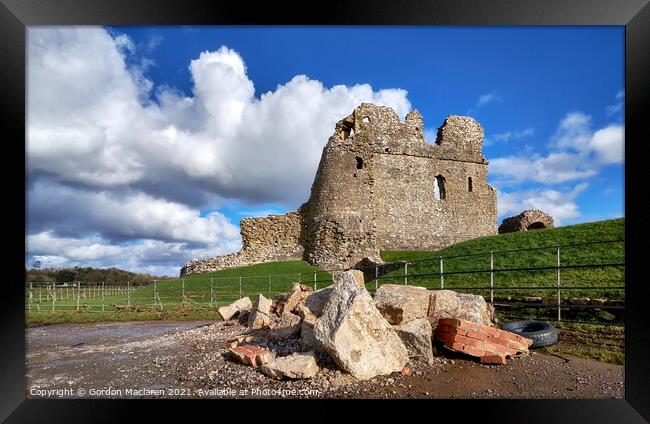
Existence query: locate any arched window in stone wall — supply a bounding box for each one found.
[468,176,473,192]
[434,175,446,200]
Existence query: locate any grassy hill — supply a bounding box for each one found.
[379,218,624,300]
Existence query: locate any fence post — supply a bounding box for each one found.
[490,251,494,304]
[127,281,131,307]
[76,282,81,311]
[239,276,242,300]
[210,277,214,308]
[39,287,42,303]
[29,282,33,311]
[375,265,379,291]
[101,281,105,312]
[404,262,408,285]
[556,245,561,322]
[51,284,55,311]
[313,272,317,290]
[440,257,444,289]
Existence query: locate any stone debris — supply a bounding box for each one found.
[228,345,275,368]
[266,312,301,340]
[393,318,434,365]
[313,271,409,380]
[226,335,254,349]
[374,284,432,325]
[275,283,313,315]
[218,272,535,383]
[248,294,273,330]
[218,297,253,321]
[435,318,533,364]
[260,352,320,380]
[428,290,495,330]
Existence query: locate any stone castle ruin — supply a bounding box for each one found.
[181,103,497,276]
[498,209,555,234]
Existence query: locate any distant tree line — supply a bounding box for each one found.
[25,266,168,286]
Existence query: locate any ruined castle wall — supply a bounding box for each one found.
[180,212,304,276]
[302,137,380,270]
[369,151,496,251]
[240,212,304,254]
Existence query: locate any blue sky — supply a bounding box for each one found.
[26,26,624,275]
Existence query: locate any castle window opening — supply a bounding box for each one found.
[468,176,473,192]
[434,175,446,200]
[356,156,364,170]
[362,116,370,123]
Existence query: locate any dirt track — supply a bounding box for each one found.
[26,320,623,399]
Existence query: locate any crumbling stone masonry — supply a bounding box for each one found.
[498,209,555,234]
[181,103,497,276]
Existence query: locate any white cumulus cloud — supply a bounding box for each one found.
[26,26,413,274]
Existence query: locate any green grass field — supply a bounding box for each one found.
[26,218,624,324]
[379,218,624,300]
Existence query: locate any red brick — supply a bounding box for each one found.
[500,331,525,343]
[466,329,489,341]
[480,355,507,365]
[452,334,470,345]
[438,318,458,326]
[483,326,502,337]
[453,326,468,335]
[435,324,452,334]
[456,319,481,331]
[466,338,493,351]
[487,335,510,346]
[462,344,486,357]
[449,342,465,352]
[229,345,273,368]
[436,331,451,343]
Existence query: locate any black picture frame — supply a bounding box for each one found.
[2,0,648,421]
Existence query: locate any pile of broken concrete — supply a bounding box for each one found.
[219,270,533,381]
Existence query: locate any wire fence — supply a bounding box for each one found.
[25,239,624,325]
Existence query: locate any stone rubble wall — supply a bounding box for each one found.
[498,209,555,234]
[180,212,304,276]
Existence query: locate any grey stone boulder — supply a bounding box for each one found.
[392,318,434,364]
[313,271,409,380]
[248,294,272,330]
[374,284,432,325]
[218,297,253,321]
[333,269,365,289]
[303,287,334,318]
[260,351,320,380]
[295,304,323,352]
[428,290,494,329]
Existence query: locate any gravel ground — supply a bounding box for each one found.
[26,320,624,399]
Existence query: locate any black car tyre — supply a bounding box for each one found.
[501,320,558,348]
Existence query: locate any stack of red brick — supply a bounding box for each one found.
[435,318,533,365]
